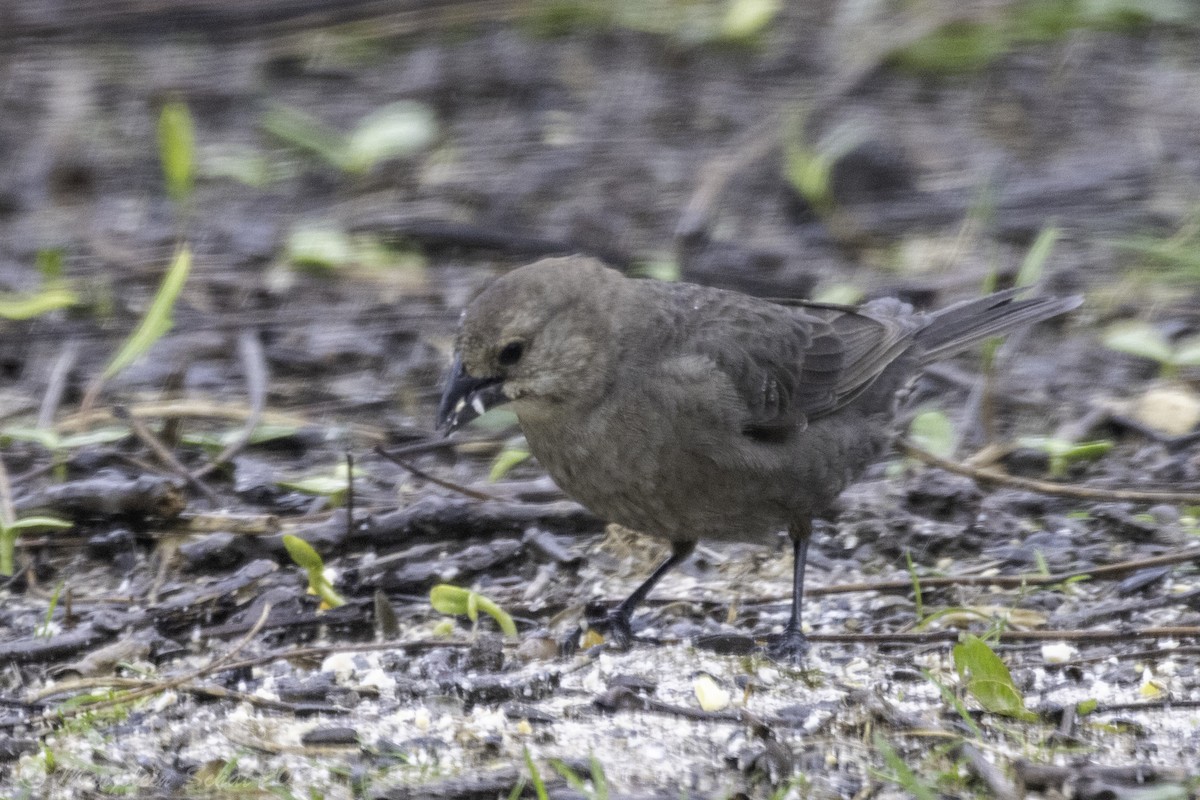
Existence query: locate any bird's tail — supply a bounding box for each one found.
[915,288,1082,364]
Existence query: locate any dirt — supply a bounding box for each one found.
[2,2,1200,799]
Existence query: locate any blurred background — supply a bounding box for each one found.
[3,0,1198,430]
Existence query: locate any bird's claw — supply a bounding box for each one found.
[763,629,810,665]
[584,602,636,649]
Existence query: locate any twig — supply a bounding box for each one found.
[345,450,355,540]
[374,444,502,502]
[33,676,346,715]
[959,743,1020,800]
[729,549,1200,602]
[36,339,79,430]
[113,405,218,504]
[1063,644,1200,666]
[898,437,1200,504]
[805,626,1200,645]
[192,330,267,479]
[50,602,273,720]
[675,114,782,240]
[177,511,279,534]
[0,452,13,529]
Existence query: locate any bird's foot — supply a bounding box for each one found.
[584,602,636,649]
[763,628,810,665]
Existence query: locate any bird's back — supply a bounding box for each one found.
[519,278,922,544]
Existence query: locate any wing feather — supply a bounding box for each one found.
[651,283,921,438]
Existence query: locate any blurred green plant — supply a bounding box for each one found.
[263,101,437,174]
[953,633,1037,720]
[0,427,130,481]
[873,734,938,800]
[278,461,364,507]
[550,756,609,800]
[37,581,66,638]
[889,0,1196,75]
[908,409,955,459]
[526,0,779,44]
[158,100,195,204]
[783,118,870,217]
[0,249,79,321]
[182,423,301,452]
[1017,436,1113,478]
[430,583,518,638]
[490,440,532,482]
[812,282,865,305]
[1103,321,1200,378]
[1117,214,1200,284]
[102,247,192,381]
[0,514,72,577]
[282,534,346,608]
[284,223,429,279]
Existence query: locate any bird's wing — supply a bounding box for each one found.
[660,287,919,437]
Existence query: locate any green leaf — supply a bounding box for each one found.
[1018,436,1113,477]
[549,760,588,793]
[282,534,324,572]
[489,445,531,482]
[0,285,79,320]
[1076,697,1098,715]
[158,100,195,203]
[720,0,781,41]
[0,516,71,576]
[889,21,1010,74]
[1,426,62,450]
[1103,321,1173,365]
[812,283,864,305]
[429,584,471,616]
[262,105,347,168]
[343,101,437,173]
[429,583,518,638]
[629,258,681,282]
[103,246,192,379]
[36,249,64,281]
[908,409,955,458]
[278,475,350,498]
[59,427,133,448]
[468,408,520,432]
[588,755,609,800]
[6,517,73,531]
[523,748,549,800]
[1017,225,1059,288]
[286,225,355,271]
[953,634,1036,720]
[201,145,274,188]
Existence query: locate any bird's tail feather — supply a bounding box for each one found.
[915,288,1082,364]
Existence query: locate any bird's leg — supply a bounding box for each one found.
[766,520,811,664]
[591,540,696,648]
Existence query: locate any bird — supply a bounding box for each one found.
[436,256,1080,661]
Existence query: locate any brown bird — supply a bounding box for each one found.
[437,256,1079,660]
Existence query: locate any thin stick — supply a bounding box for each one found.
[113,405,218,504]
[374,444,502,502]
[899,437,1200,504]
[192,331,267,479]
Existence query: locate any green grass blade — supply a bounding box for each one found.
[158,100,195,203]
[102,246,191,380]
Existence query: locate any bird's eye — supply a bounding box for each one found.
[497,341,524,366]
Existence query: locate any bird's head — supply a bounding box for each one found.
[436,257,625,434]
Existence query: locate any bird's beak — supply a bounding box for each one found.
[436,355,509,435]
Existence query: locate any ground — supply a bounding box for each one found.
[2,1,1200,798]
